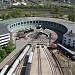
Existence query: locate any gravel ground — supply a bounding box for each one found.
[52,50,75,75]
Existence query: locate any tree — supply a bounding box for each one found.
[0,56,2,62]
[5,42,14,54]
[1,14,7,20]
[68,6,74,13]
[68,13,75,22]
[54,6,60,14]
[0,47,7,58]
[10,9,24,18]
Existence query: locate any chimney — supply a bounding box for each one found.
[69,30,72,35]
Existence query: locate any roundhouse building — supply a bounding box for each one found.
[0,17,75,48]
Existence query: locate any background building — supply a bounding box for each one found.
[0,23,12,46]
[63,30,75,48]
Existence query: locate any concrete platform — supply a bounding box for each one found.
[30,48,38,75]
[30,46,52,75]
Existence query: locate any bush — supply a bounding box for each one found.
[0,42,15,62]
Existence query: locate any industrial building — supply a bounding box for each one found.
[0,17,75,48]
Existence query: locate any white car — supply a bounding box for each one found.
[16,37,19,40]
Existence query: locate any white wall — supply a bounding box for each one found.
[0,33,10,46]
[63,35,75,48]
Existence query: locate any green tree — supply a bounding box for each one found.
[1,14,7,20]
[1,13,11,20]
[0,47,7,58]
[68,13,75,22]
[68,6,75,14]
[0,56,2,62]
[54,6,60,14]
[5,42,14,54]
[11,9,24,18]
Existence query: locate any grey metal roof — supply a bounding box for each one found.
[0,17,75,34]
[64,32,75,39]
[2,17,75,32]
[0,23,10,35]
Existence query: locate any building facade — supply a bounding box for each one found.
[63,31,75,48]
[0,23,11,46]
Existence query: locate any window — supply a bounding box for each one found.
[69,39,71,41]
[42,21,44,23]
[21,22,23,24]
[0,41,9,44]
[68,41,70,43]
[10,26,11,28]
[12,25,13,27]
[64,40,66,42]
[48,22,50,24]
[0,35,9,38]
[27,21,29,23]
[0,37,10,41]
[73,40,75,42]
[36,21,38,23]
[24,22,26,24]
[73,43,75,45]
[33,21,35,23]
[45,21,47,24]
[39,21,41,23]
[50,22,52,24]
[54,22,56,25]
[68,44,70,46]
[14,24,15,26]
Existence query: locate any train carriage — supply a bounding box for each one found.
[57,43,75,60]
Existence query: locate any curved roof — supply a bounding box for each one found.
[0,17,75,34]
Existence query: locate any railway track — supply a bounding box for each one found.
[13,31,63,75]
[13,46,33,75]
[30,31,63,75]
[37,46,42,75]
[51,51,64,75]
[43,46,58,75]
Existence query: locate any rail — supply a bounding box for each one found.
[37,46,42,75]
[51,52,64,75]
[43,47,57,75]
